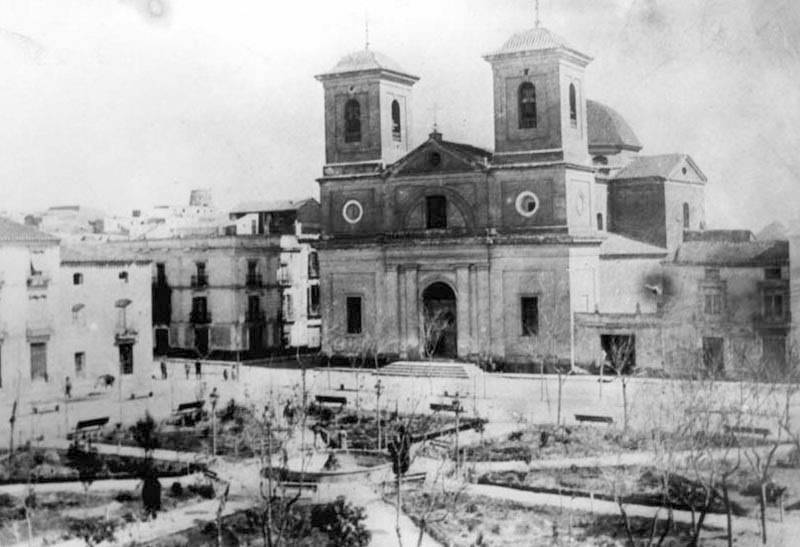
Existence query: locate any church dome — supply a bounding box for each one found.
[587,100,642,152]
[323,49,416,78]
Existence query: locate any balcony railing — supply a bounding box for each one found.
[246,310,266,323]
[27,273,50,289]
[26,319,52,340]
[191,274,209,289]
[754,311,791,328]
[115,325,138,344]
[246,273,263,288]
[190,310,212,324]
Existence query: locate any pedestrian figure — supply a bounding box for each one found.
[65,376,72,399]
[160,361,167,380]
[223,368,228,381]
[195,361,201,378]
[184,363,190,380]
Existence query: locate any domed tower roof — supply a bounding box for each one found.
[485,26,592,63]
[316,49,418,82]
[587,100,642,152]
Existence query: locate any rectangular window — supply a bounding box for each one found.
[426,196,447,229]
[521,296,539,336]
[155,263,166,285]
[704,293,723,315]
[765,267,782,280]
[74,352,85,378]
[282,293,294,322]
[247,260,257,276]
[30,342,47,382]
[308,252,319,279]
[119,343,133,375]
[704,268,721,281]
[764,293,784,319]
[346,296,362,334]
[308,285,321,317]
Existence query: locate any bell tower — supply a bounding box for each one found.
[316,48,419,176]
[483,25,592,167]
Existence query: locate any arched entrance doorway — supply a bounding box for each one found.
[421,282,457,359]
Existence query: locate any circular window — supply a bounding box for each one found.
[342,200,363,224]
[515,191,539,218]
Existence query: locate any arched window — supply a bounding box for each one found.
[391,100,401,141]
[683,203,690,230]
[518,82,537,129]
[569,83,577,127]
[344,99,361,143]
[596,213,604,231]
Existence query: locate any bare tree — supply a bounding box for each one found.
[420,307,452,360]
[606,336,636,432]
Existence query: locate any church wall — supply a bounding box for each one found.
[490,54,563,155]
[594,181,608,231]
[574,323,663,369]
[565,170,596,235]
[597,257,662,314]
[558,61,589,166]
[322,76,382,164]
[608,179,667,248]
[390,173,487,233]
[664,180,706,252]
[379,80,413,164]
[491,167,567,229]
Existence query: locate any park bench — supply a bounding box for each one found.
[724,425,771,438]
[68,416,110,441]
[315,395,347,407]
[172,401,205,426]
[277,481,319,495]
[430,402,463,413]
[574,414,614,425]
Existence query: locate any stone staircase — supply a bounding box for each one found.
[375,361,484,379]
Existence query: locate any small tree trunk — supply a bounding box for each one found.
[556,372,563,426]
[622,379,629,432]
[616,498,636,547]
[723,482,733,547]
[9,400,17,459]
[657,505,673,546]
[759,482,767,545]
[395,472,403,547]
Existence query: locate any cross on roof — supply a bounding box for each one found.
[429,102,440,132]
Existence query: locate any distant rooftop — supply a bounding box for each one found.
[587,100,642,152]
[0,217,58,244]
[600,233,668,258]
[61,244,151,265]
[614,154,707,182]
[317,49,419,81]
[485,26,591,61]
[674,240,788,267]
[230,198,318,215]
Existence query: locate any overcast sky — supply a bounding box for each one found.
[1,0,799,232]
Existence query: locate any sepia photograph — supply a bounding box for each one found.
[1,0,800,545]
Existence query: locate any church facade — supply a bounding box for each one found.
[313,25,785,374]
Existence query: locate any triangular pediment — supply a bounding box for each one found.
[387,135,491,177]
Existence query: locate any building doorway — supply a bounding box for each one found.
[155,328,169,355]
[422,282,457,359]
[600,334,636,374]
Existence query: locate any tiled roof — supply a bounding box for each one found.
[600,233,668,257]
[614,154,706,181]
[0,217,59,244]
[230,198,317,215]
[673,240,788,267]
[441,140,493,163]
[320,49,417,78]
[61,244,151,265]
[587,100,642,151]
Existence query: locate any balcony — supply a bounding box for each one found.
[754,311,791,331]
[246,273,264,288]
[26,319,53,341]
[190,274,209,289]
[190,310,212,324]
[115,325,139,345]
[27,273,50,289]
[246,309,266,323]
